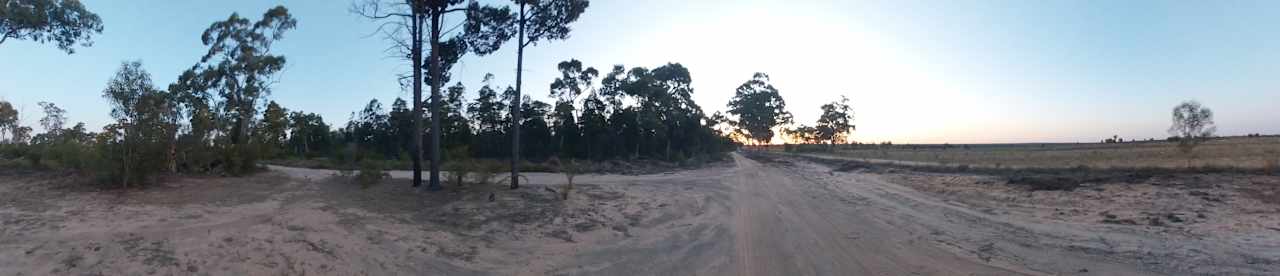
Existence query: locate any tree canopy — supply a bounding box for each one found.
[815,96,854,145]
[727,73,791,145]
[1169,100,1216,154]
[0,0,103,53]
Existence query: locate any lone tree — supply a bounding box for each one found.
[727,73,791,145]
[500,0,590,190]
[1168,100,1216,157]
[0,0,103,53]
[815,95,854,147]
[353,0,513,190]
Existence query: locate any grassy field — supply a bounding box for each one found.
[770,136,1280,170]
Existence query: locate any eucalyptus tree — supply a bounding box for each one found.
[727,73,791,145]
[0,101,18,143]
[258,101,289,158]
[548,59,597,157]
[36,101,65,134]
[1169,100,1216,155]
[578,86,608,160]
[287,111,330,158]
[466,74,509,157]
[0,0,103,53]
[102,60,178,188]
[182,6,296,174]
[353,0,513,190]
[815,96,853,146]
[443,82,473,149]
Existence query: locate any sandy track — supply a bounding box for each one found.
[3,152,1272,275]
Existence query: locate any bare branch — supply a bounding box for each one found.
[350,0,413,19]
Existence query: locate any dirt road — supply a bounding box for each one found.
[725,153,1177,275]
[2,152,1275,275]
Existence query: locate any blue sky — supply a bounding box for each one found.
[1,0,1277,143]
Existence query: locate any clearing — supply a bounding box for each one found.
[1,152,1277,275]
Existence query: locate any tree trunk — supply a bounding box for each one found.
[510,3,526,190]
[427,9,443,191]
[122,134,130,190]
[410,13,424,188]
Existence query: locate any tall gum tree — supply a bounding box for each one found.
[183,6,296,174]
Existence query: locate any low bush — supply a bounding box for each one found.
[355,161,388,189]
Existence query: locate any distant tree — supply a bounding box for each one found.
[467,74,509,158]
[36,101,65,134]
[442,82,473,150]
[348,99,392,159]
[387,98,414,157]
[518,96,554,160]
[1168,100,1216,156]
[578,89,608,160]
[0,0,103,53]
[258,101,289,158]
[727,73,791,145]
[286,111,331,158]
[549,59,597,158]
[784,125,819,144]
[496,0,590,189]
[0,101,19,143]
[101,60,178,188]
[814,96,854,146]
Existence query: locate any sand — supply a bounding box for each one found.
[1,152,1276,275]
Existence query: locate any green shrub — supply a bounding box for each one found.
[355,161,388,189]
[443,145,472,187]
[471,159,504,186]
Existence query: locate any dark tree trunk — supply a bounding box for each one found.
[410,13,424,188]
[510,3,525,190]
[427,8,443,191]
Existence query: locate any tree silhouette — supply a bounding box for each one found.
[467,74,510,158]
[1169,100,1216,156]
[36,101,65,134]
[549,59,597,158]
[727,73,791,145]
[0,0,103,53]
[815,96,854,146]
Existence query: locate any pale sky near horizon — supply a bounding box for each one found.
[2,0,1278,144]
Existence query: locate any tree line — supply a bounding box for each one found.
[1,1,863,190]
[305,59,738,167]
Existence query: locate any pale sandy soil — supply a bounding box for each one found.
[1,152,1276,275]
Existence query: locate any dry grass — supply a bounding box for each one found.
[804,137,1280,170]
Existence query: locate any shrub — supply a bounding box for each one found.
[548,157,579,200]
[355,161,388,189]
[443,145,472,187]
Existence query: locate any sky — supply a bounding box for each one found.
[1,0,1278,144]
